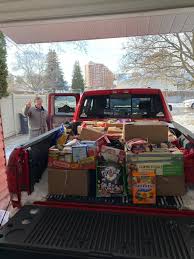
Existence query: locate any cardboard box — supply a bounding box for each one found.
[127,172,185,196]
[96,135,111,150]
[82,121,97,126]
[79,127,105,141]
[48,156,96,170]
[107,127,123,134]
[106,123,124,128]
[100,145,125,163]
[132,171,156,204]
[48,168,89,196]
[123,121,168,143]
[157,175,185,196]
[72,145,87,162]
[126,149,183,176]
[77,125,82,135]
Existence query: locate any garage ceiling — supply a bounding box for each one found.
[0,0,194,43]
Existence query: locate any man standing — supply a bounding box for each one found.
[24,97,48,138]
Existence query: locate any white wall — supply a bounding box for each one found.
[0,94,47,138]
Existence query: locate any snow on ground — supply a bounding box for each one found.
[173,114,194,133]
[5,134,28,159]
[182,188,194,210]
[170,102,185,108]
[172,105,194,133]
[21,169,48,206]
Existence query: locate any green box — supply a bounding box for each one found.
[126,150,184,176]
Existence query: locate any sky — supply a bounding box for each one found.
[6,37,127,84]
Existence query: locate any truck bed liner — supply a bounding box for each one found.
[0,205,194,259]
[46,194,184,209]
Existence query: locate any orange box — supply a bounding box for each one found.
[132,171,156,204]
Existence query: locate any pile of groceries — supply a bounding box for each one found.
[48,120,185,205]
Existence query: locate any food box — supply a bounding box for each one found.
[132,171,156,204]
[48,156,96,170]
[79,127,105,141]
[96,163,126,197]
[123,121,168,144]
[95,135,111,150]
[72,145,87,162]
[100,145,125,163]
[107,127,123,134]
[80,141,97,156]
[127,168,185,196]
[126,149,184,176]
[106,123,124,128]
[82,121,97,126]
[48,168,89,196]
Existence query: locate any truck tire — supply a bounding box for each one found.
[191,103,194,109]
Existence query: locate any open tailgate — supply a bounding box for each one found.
[0,205,193,259]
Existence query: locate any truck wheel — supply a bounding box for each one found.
[191,103,194,109]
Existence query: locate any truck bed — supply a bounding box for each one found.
[0,205,194,259]
[20,168,194,212]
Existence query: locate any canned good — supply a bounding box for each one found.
[58,151,65,161]
[64,153,72,163]
[63,147,72,163]
[49,148,60,159]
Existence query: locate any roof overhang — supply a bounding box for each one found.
[0,0,194,43]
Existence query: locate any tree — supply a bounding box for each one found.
[71,61,84,92]
[0,32,8,98]
[13,44,46,92]
[7,73,15,92]
[44,49,65,92]
[121,32,194,88]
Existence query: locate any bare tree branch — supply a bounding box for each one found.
[121,33,194,88]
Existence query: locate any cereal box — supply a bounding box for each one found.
[96,163,125,197]
[132,171,156,204]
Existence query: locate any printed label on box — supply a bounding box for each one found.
[132,171,156,204]
[97,163,125,197]
[48,156,96,170]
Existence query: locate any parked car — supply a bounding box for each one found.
[183,99,194,108]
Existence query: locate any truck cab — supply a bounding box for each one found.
[49,88,172,127]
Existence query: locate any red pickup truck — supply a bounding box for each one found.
[1,88,194,259]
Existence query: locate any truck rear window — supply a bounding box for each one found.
[79,94,165,119]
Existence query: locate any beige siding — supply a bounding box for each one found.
[0,94,47,138]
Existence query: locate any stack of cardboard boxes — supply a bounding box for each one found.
[124,122,185,199]
[47,120,185,204]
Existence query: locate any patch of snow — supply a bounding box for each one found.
[0,210,9,226]
[173,114,194,133]
[170,102,184,108]
[182,189,194,210]
[21,169,48,206]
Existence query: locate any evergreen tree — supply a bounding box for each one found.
[44,49,65,92]
[71,61,84,92]
[0,32,8,98]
